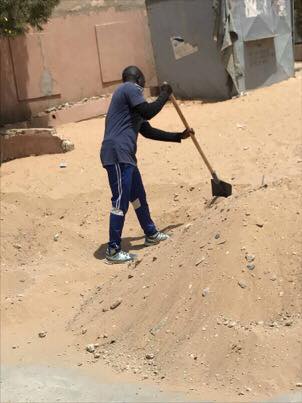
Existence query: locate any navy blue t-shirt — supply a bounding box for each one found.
[100,82,146,167]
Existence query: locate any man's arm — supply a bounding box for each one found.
[140,121,193,143]
[133,84,173,120]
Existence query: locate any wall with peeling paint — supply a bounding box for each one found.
[0,1,156,124]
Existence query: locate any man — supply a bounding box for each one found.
[100,66,193,263]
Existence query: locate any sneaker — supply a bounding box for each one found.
[144,231,170,247]
[105,248,135,264]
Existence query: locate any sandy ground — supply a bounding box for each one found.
[1,68,302,402]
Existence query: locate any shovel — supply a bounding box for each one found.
[170,94,232,198]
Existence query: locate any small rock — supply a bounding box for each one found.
[256,222,264,228]
[173,194,179,201]
[270,275,277,281]
[228,321,236,328]
[53,233,59,241]
[202,287,210,297]
[245,254,255,262]
[296,382,302,387]
[128,274,134,279]
[183,223,192,232]
[81,329,87,335]
[86,344,95,353]
[61,140,75,153]
[46,106,56,113]
[285,320,293,327]
[214,233,220,239]
[110,298,122,310]
[145,353,154,360]
[13,244,22,250]
[247,263,255,271]
[59,162,67,168]
[38,331,47,338]
[94,352,101,359]
[195,257,205,266]
[189,186,195,191]
[238,281,247,289]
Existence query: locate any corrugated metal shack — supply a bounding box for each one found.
[146,0,295,99]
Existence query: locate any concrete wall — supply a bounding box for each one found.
[0,0,157,124]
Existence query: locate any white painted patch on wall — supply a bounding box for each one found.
[272,0,287,17]
[170,36,198,61]
[245,0,269,18]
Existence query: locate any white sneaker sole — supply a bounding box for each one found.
[104,254,137,265]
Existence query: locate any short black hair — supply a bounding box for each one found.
[122,66,144,83]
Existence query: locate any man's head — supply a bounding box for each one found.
[122,66,145,88]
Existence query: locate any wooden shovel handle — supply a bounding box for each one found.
[169,94,215,177]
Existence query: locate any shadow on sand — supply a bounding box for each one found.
[94,223,184,260]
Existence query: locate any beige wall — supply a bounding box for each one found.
[0,1,157,124]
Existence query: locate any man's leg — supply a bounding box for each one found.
[105,163,134,252]
[130,166,157,237]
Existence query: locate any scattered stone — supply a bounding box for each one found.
[110,298,122,310]
[13,244,22,250]
[128,274,134,279]
[256,222,264,228]
[61,140,74,153]
[53,233,59,241]
[59,162,67,169]
[38,331,47,338]
[247,263,255,271]
[46,107,56,113]
[77,363,83,366]
[296,382,302,387]
[94,352,101,359]
[183,223,192,232]
[173,194,179,201]
[81,328,87,335]
[246,254,255,262]
[152,256,157,262]
[285,320,293,327]
[270,275,277,281]
[195,257,205,266]
[86,344,95,353]
[145,353,154,360]
[214,233,220,239]
[189,186,195,191]
[202,287,210,297]
[238,281,247,289]
[228,321,236,328]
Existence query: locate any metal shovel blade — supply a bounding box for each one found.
[211,179,232,198]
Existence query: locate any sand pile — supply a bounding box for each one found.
[1,70,302,401]
[69,176,302,398]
